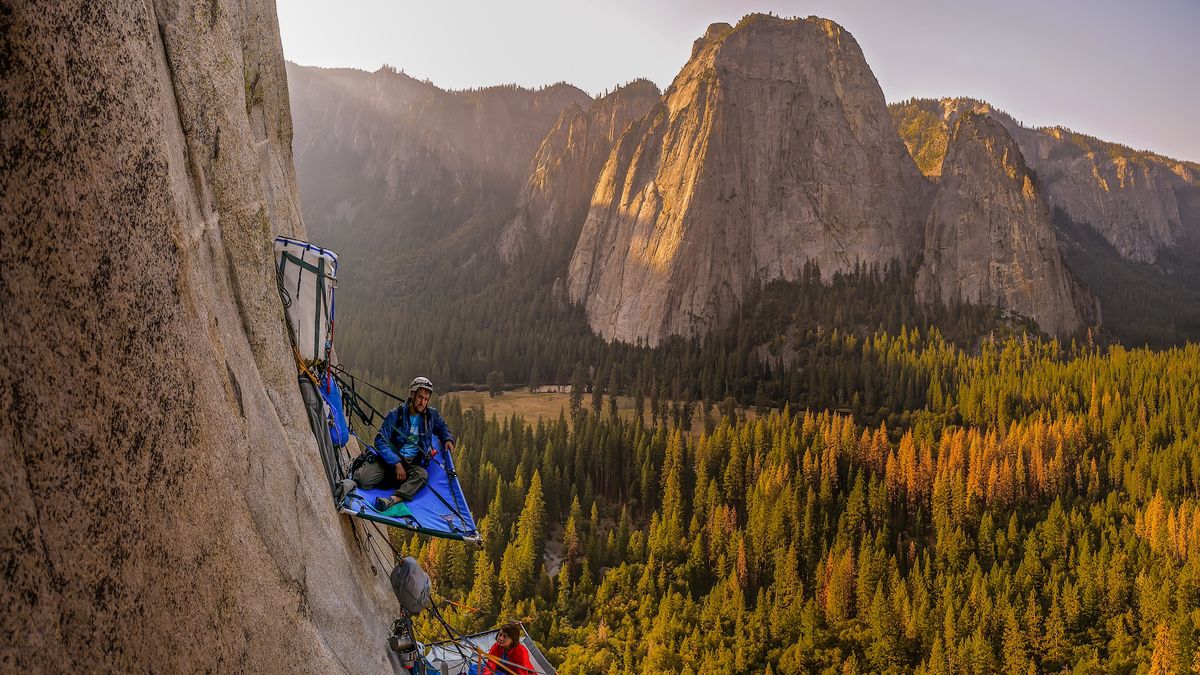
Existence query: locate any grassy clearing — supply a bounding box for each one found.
[445,391,576,423]
[444,390,769,435]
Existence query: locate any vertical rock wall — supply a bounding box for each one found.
[1,0,400,671]
[892,97,1200,264]
[567,15,933,345]
[915,113,1097,337]
[499,79,662,263]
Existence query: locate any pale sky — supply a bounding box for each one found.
[277,0,1200,162]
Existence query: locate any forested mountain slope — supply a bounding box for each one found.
[286,61,590,284]
[500,79,661,263]
[891,97,1200,265]
[284,15,1200,402]
[283,15,1200,371]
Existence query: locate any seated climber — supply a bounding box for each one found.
[483,623,536,675]
[352,376,456,511]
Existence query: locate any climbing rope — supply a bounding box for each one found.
[435,595,482,615]
[329,363,408,404]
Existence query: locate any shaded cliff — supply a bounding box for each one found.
[286,63,590,269]
[500,79,661,263]
[2,1,401,671]
[567,15,932,345]
[892,97,1200,264]
[916,114,1097,338]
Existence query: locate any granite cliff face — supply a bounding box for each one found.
[499,80,661,263]
[567,16,932,345]
[916,114,1096,338]
[1021,126,1200,264]
[286,64,590,260]
[2,1,401,671]
[893,98,1200,263]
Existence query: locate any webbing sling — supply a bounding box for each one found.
[315,255,325,361]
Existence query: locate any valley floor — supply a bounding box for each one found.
[445,389,768,435]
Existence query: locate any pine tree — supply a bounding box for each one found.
[1148,623,1177,675]
[562,496,582,568]
[466,551,498,629]
[1001,607,1029,674]
[528,359,542,392]
[554,560,573,619]
[569,362,587,422]
[498,471,546,603]
[865,582,898,669]
[591,370,605,416]
[478,483,507,564]
[649,431,686,561]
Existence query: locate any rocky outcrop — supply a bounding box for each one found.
[1020,126,1200,264]
[499,80,661,263]
[916,113,1097,337]
[567,15,933,345]
[892,98,1200,263]
[286,63,591,258]
[2,1,402,671]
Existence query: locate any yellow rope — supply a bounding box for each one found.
[435,595,483,615]
[472,647,521,675]
[294,344,321,386]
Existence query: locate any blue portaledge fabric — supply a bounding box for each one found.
[320,374,350,448]
[340,437,479,541]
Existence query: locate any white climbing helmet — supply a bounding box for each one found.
[409,376,434,396]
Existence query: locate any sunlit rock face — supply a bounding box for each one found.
[500,80,661,263]
[568,15,932,345]
[893,98,1200,264]
[916,113,1098,338]
[1,1,402,671]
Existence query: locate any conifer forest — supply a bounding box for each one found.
[341,268,1200,673]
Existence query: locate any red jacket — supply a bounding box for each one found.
[483,641,535,675]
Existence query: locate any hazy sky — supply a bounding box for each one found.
[277,0,1200,162]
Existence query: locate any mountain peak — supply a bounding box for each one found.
[691,22,733,56]
[704,21,734,40]
[568,15,931,344]
[608,78,661,100]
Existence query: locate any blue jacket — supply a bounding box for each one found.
[373,402,454,467]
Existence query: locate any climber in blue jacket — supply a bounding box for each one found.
[353,376,456,511]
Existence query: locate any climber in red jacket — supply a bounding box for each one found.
[483,623,536,675]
